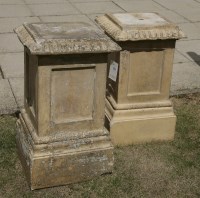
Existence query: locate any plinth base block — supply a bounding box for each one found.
[16,113,114,190]
[105,100,176,146]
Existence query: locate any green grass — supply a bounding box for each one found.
[0,93,200,198]
[0,115,18,192]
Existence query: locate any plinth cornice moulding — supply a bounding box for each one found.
[14,22,121,55]
[96,13,186,41]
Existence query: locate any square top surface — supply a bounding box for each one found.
[25,22,103,40]
[15,22,121,54]
[96,13,185,41]
[110,13,169,28]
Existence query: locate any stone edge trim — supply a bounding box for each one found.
[96,15,186,41]
[14,24,121,55]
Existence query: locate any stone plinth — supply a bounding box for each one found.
[96,13,185,146]
[15,22,121,189]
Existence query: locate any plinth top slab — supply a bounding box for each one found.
[96,13,186,41]
[15,22,121,55]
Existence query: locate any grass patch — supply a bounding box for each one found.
[0,115,17,191]
[0,93,200,197]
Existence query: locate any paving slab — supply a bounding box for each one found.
[178,10,200,22]
[176,40,200,62]
[154,0,200,22]
[0,0,24,4]
[0,0,199,115]
[0,17,40,33]
[153,0,199,11]
[69,0,111,2]
[173,50,191,64]
[0,33,23,53]
[171,62,200,95]
[0,52,24,78]
[113,0,166,13]
[40,14,96,27]
[158,10,189,24]
[0,5,33,17]
[194,22,200,29]
[73,2,124,14]
[9,78,24,108]
[178,23,200,40]
[28,3,80,16]
[24,0,67,3]
[0,79,18,114]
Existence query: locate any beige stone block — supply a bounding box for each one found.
[105,99,176,145]
[106,42,176,106]
[15,22,120,189]
[17,110,113,190]
[96,13,185,146]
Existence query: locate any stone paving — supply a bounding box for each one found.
[0,0,200,114]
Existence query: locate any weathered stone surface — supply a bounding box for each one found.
[96,13,185,41]
[0,79,18,114]
[17,110,114,190]
[15,22,120,189]
[15,22,120,54]
[96,13,183,145]
[105,40,176,107]
[105,100,176,145]
[113,0,191,25]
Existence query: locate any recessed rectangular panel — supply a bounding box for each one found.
[51,66,95,124]
[26,52,38,121]
[128,50,164,96]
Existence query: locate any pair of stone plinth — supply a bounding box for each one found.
[15,13,185,189]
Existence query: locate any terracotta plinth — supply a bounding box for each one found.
[15,22,121,189]
[96,13,185,146]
